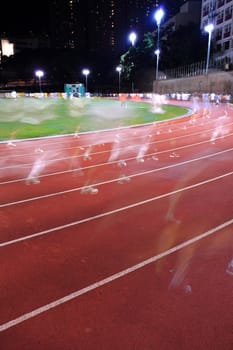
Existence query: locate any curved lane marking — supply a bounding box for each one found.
[0,171,232,247]
[1,147,233,207]
[1,118,233,161]
[0,218,232,332]
[1,121,233,172]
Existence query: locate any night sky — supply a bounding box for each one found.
[0,1,187,36]
[1,1,49,35]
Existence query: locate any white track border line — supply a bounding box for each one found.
[1,130,233,185]
[1,171,232,248]
[0,100,194,145]
[0,98,230,148]
[1,147,233,207]
[1,118,233,166]
[0,218,232,333]
[1,117,233,161]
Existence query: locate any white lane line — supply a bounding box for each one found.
[1,147,233,208]
[1,119,233,161]
[0,218,232,333]
[0,171,232,248]
[1,129,233,185]
[1,121,233,172]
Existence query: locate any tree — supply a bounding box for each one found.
[119,22,208,90]
[120,32,156,91]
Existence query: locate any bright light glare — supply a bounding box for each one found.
[82,69,90,76]
[1,39,14,57]
[204,23,214,34]
[129,32,137,46]
[116,66,122,73]
[35,70,44,78]
[155,49,160,56]
[154,8,165,26]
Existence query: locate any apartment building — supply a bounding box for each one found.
[49,0,159,58]
[163,1,201,32]
[201,0,233,63]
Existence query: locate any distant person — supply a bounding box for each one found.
[210,92,215,103]
[119,93,127,107]
[11,91,17,98]
[215,94,220,106]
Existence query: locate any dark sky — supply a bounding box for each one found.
[1,1,49,35]
[0,1,189,36]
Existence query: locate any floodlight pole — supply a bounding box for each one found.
[129,32,137,47]
[82,69,90,92]
[155,49,160,81]
[204,23,214,75]
[154,8,164,80]
[35,70,44,93]
[129,32,137,93]
[116,66,122,93]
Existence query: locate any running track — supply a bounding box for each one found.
[0,100,233,349]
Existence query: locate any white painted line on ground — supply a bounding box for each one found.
[1,120,233,171]
[0,218,232,333]
[0,171,232,247]
[1,147,233,207]
[1,129,233,185]
[1,119,233,161]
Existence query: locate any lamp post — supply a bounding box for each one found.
[35,70,44,93]
[82,68,90,92]
[116,66,122,93]
[204,23,214,75]
[154,7,165,80]
[129,32,137,92]
[129,32,137,47]
[155,49,160,81]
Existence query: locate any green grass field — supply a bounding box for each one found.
[0,97,189,140]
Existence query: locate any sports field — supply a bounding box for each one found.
[0,96,189,139]
[1,97,232,349]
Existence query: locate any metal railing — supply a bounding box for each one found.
[162,57,232,80]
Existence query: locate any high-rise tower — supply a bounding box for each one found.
[49,0,160,58]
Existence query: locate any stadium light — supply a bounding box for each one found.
[129,32,137,46]
[129,32,137,93]
[154,7,165,80]
[116,66,122,93]
[82,68,90,92]
[204,23,214,75]
[35,70,44,93]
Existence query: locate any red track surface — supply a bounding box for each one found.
[0,100,233,349]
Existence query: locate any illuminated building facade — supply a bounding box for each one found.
[0,39,14,63]
[201,0,233,63]
[163,1,202,32]
[49,0,86,50]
